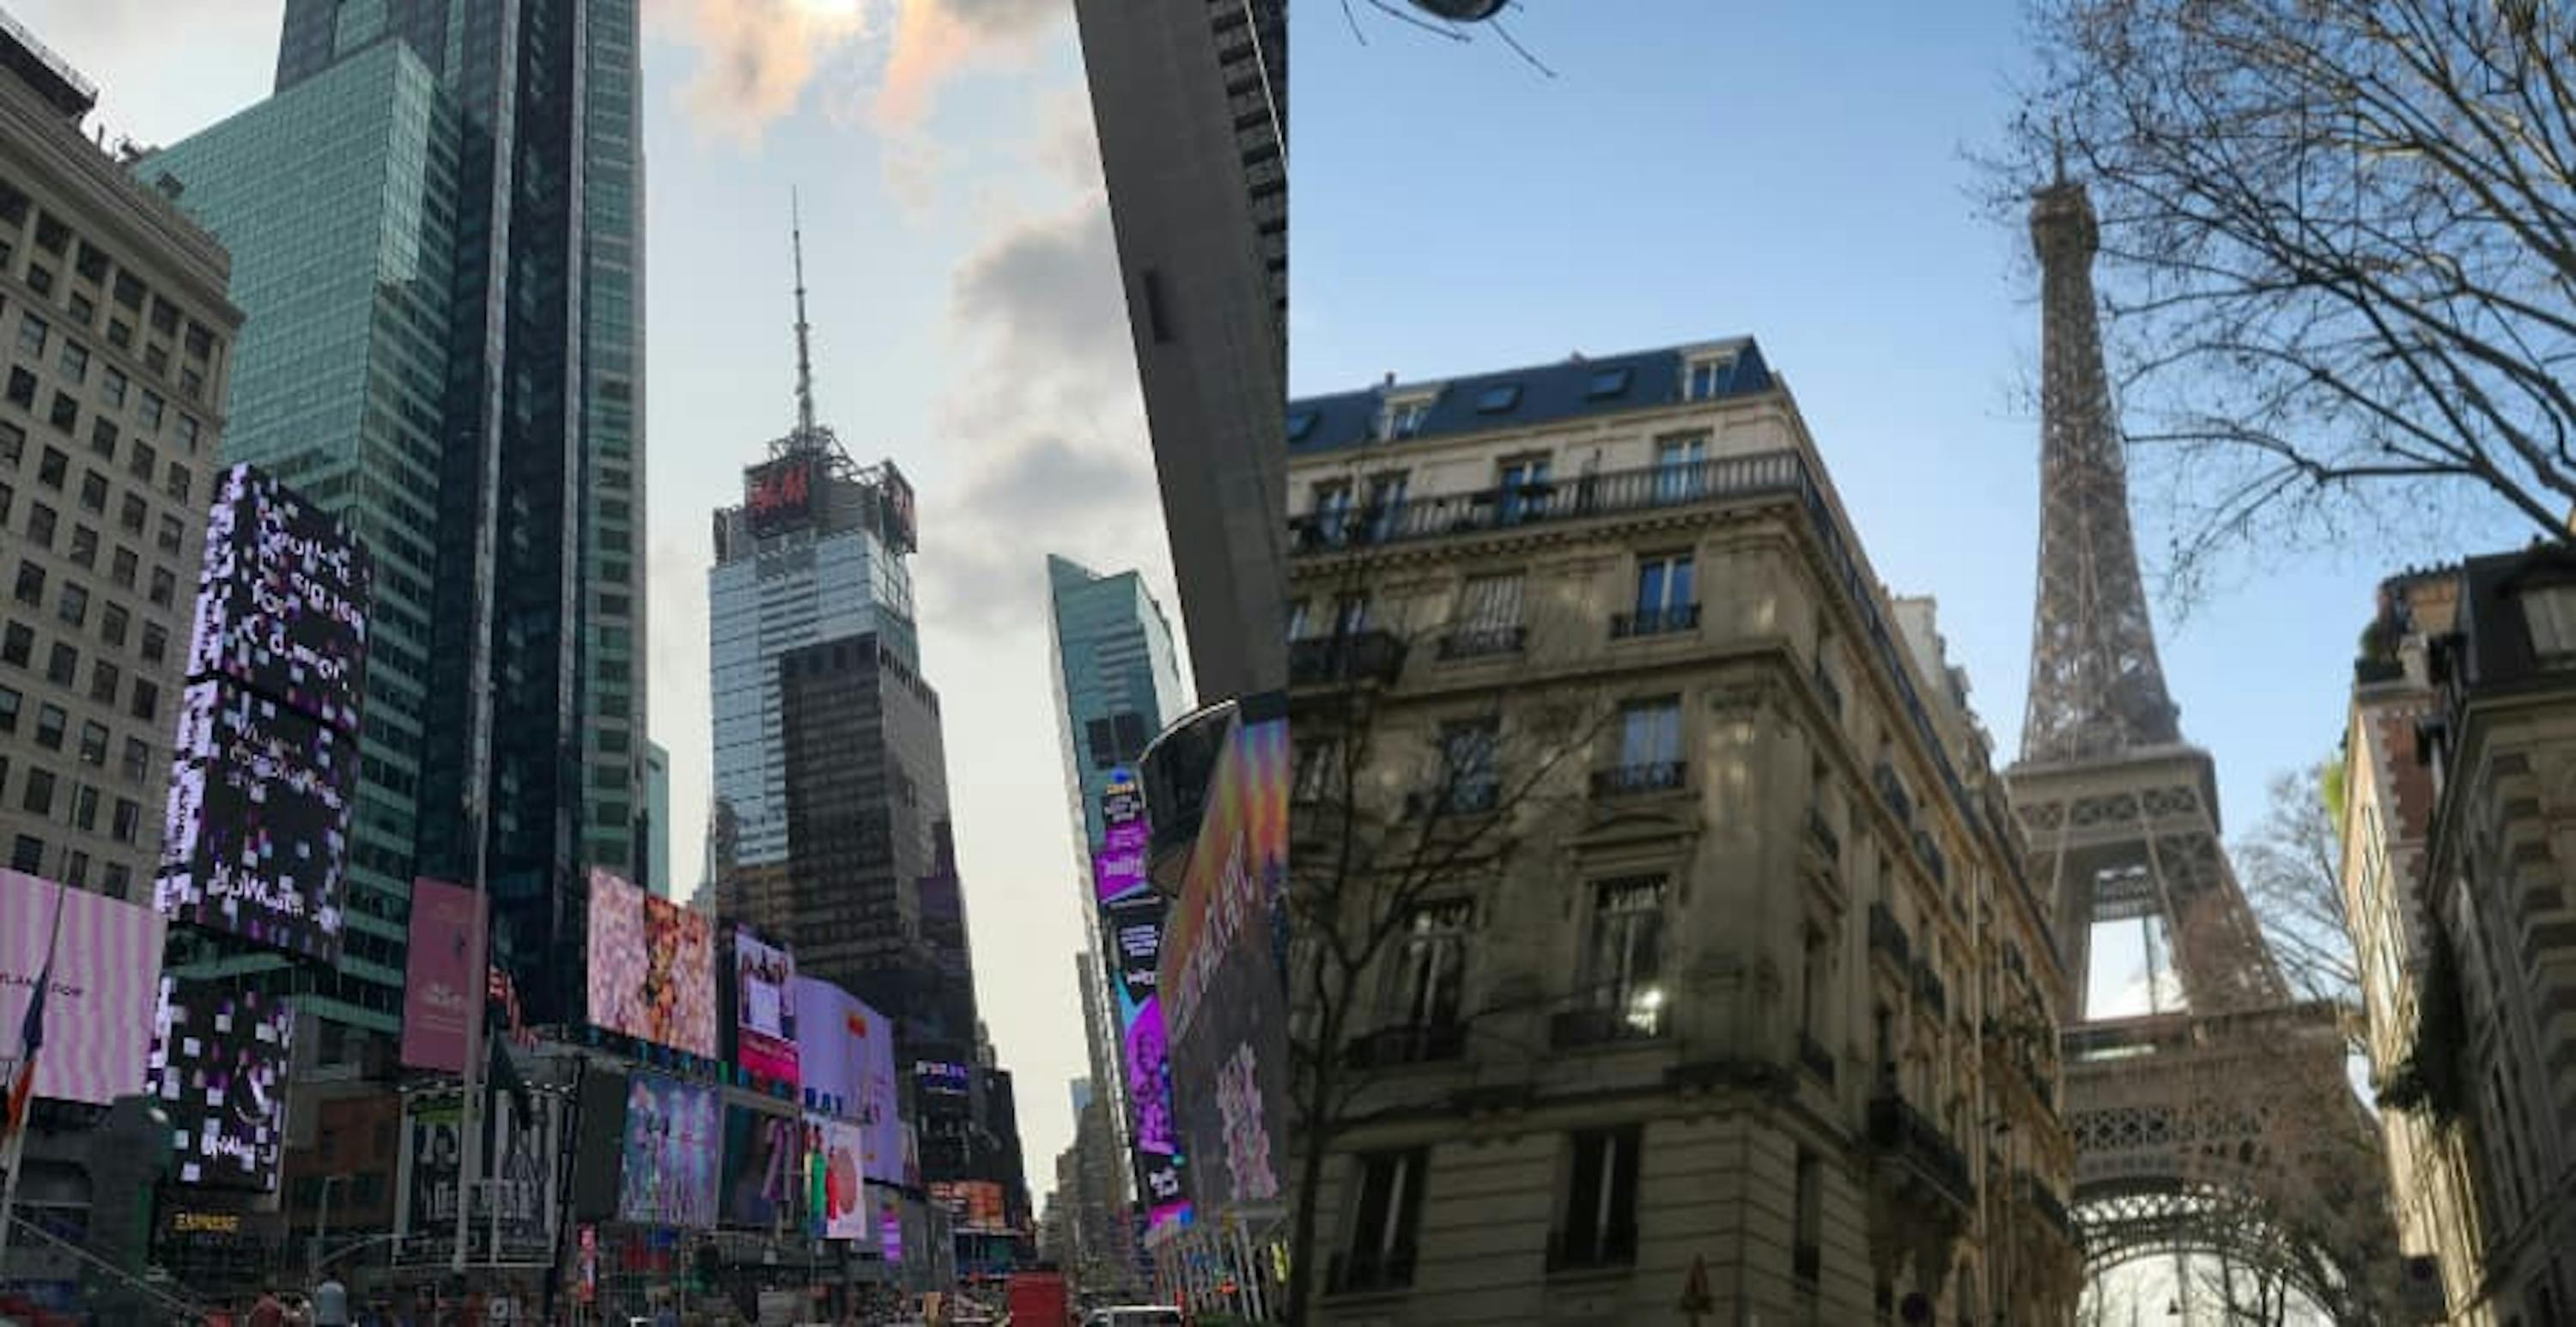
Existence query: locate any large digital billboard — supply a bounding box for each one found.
[789,976,903,1184]
[396,1088,562,1264]
[1162,707,1291,1211]
[0,870,167,1105]
[744,456,817,539]
[720,1104,805,1230]
[399,877,482,1073]
[618,1073,719,1228]
[150,978,293,1190]
[928,1181,1010,1235]
[155,680,357,961]
[586,869,716,1058]
[1093,768,1188,1230]
[733,928,799,1084]
[811,1117,872,1243]
[187,464,371,734]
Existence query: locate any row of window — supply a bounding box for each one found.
[1299,354,1741,449]
[3,827,135,898]
[1290,552,1699,650]
[0,181,223,406]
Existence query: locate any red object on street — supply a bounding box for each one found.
[1005,1271,1072,1327]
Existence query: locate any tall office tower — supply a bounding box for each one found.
[1046,556,1188,1183]
[0,18,240,904]
[149,39,461,1041]
[1072,0,1286,702]
[264,0,651,1026]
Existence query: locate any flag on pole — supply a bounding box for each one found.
[3,951,50,1141]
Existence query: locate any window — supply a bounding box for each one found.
[97,601,124,647]
[139,622,166,664]
[1286,410,1317,442]
[100,862,127,899]
[1654,434,1708,502]
[110,546,135,588]
[143,344,167,375]
[1449,572,1525,659]
[1585,366,1632,398]
[16,313,46,356]
[139,392,162,430]
[106,319,129,350]
[100,368,125,409]
[88,659,117,705]
[45,642,75,685]
[32,213,66,254]
[120,737,148,783]
[1473,383,1521,412]
[2521,585,2576,659]
[1293,736,1345,805]
[175,415,199,453]
[1496,454,1552,524]
[112,272,144,312]
[1686,354,1734,401]
[54,581,84,627]
[1285,598,1311,642]
[149,567,174,607]
[1614,697,1683,785]
[112,798,138,843]
[12,559,43,605]
[68,524,94,567]
[119,493,143,533]
[1381,396,1433,440]
[156,514,182,555]
[149,298,179,338]
[185,321,212,361]
[0,421,18,466]
[165,463,189,503]
[36,447,64,488]
[71,784,96,831]
[1338,1150,1427,1293]
[65,292,91,326]
[9,836,40,874]
[1554,1127,1641,1270]
[1363,471,1407,540]
[3,368,32,409]
[21,766,53,814]
[1309,480,1353,541]
[1793,1148,1823,1285]
[1385,899,1473,1031]
[1624,551,1697,636]
[81,472,106,514]
[1586,878,1668,1032]
[1436,718,1500,813]
[63,851,86,888]
[22,502,51,546]
[47,391,76,432]
[0,622,28,667]
[73,240,106,283]
[0,685,15,732]
[57,340,86,383]
[129,679,158,723]
[128,441,154,479]
[1332,593,1370,639]
[33,703,64,750]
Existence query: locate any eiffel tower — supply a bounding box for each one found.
[2007,169,2398,1314]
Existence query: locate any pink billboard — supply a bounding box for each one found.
[400,878,483,1073]
[0,870,167,1105]
[733,928,799,1084]
[585,868,717,1058]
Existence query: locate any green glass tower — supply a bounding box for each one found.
[149,40,464,1036]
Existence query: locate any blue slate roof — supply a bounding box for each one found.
[1286,338,1774,457]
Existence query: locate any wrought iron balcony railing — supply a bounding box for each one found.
[2020,1172,2080,1249]
[1289,630,1406,687]
[1867,1093,1975,1210]
[1590,761,1686,799]
[1405,779,1501,819]
[1344,1022,1468,1069]
[1610,603,1700,639]
[1911,828,1947,887]
[1289,450,1809,552]
[1814,659,1844,717]
[1805,807,1840,861]
[1327,1243,1419,1294]
[1550,1002,1669,1049]
[1868,902,1911,969]
[1797,1032,1837,1084]
[1872,760,1913,826]
[1437,624,1526,660]
[1911,959,1948,1019]
[1546,1224,1639,1273]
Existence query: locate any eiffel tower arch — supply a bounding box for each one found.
[2006,172,2400,1319]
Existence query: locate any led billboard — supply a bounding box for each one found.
[744,456,817,539]
[929,1181,1009,1235]
[399,877,482,1073]
[618,1073,719,1228]
[396,1087,562,1264]
[789,976,902,1184]
[720,1104,805,1230]
[1161,708,1291,1210]
[186,464,371,734]
[1092,768,1188,1230]
[150,977,293,1190]
[586,869,717,1057]
[0,869,167,1105]
[733,928,799,1084]
[811,1117,870,1243]
[155,680,356,961]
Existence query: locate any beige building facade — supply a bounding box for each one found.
[1285,341,2078,1325]
[0,23,239,903]
[2352,550,2576,1324]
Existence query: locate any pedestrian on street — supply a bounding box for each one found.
[313,1274,352,1327]
[249,1290,290,1327]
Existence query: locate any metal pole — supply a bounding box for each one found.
[454,742,493,1276]
[0,880,70,1272]
[314,1174,339,1281]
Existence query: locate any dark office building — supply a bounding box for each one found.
[266,0,651,1026]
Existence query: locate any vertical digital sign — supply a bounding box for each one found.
[150,977,294,1191]
[398,877,482,1073]
[1093,768,1188,1230]
[790,976,903,1185]
[618,1073,719,1228]
[185,465,372,734]
[732,928,799,1084]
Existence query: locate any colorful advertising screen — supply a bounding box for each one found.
[744,456,817,539]
[811,1117,871,1243]
[155,681,356,962]
[0,870,167,1105]
[733,928,799,1084]
[1092,768,1188,1230]
[1161,707,1291,1211]
[150,978,293,1190]
[929,1181,1010,1235]
[399,877,482,1073]
[586,869,717,1058]
[789,976,903,1184]
[618,1073,719,1228]
[397,1088,562,1264]
[186,464,372,734]
[720,1105,805,1230]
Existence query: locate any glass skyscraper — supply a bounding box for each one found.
[149,40,463,1038]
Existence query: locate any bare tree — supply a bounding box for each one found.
[2235,760,2365,1048]
[1280,598,1613,1324]
[1996,0,2576,591]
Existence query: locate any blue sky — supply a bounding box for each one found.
[26,0,1171,1191]
[1292,1,2445,867]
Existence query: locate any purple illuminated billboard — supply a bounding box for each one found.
[150,977,293,1190]
[790,976,903,1185]
[619,1073,719,1228]
[1093,768,1188,1229]
[186,464,371,734]
[156,680,356,962]
[399,878,481,1073]
[0,869,167,1105]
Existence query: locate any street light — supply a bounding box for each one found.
[312,1173,354,1281]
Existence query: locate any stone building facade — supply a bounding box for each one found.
[1285,341,2079,1324]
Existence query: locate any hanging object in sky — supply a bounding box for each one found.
[1409,0,1508,19]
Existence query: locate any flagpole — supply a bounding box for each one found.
[0,880,70,1271]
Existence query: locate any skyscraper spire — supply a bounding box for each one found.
[792,188,817,442]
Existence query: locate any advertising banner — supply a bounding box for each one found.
[744,456,817,539]
[618,1073,718,1228]
[0,870,167,1105]
[733,928,799,1084]
[1161,709,1291,1211]
[155,681,356,962]
[401,1094,461,1247]
[399,877,482,1073]
[928,1180,1009,1234]
[1092,769,1188,1230]
[812,1117,871,1243]
[586,869,716,1057]
[397,1088,562,1263]
[789,976,903,1184]
[720,1104,805,1230]
[150,977,293,1190]
[185,464,372,735]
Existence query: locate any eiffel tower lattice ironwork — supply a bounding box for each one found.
[2007,171,2399,1316]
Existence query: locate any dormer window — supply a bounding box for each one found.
[1473,383,1521,413]
[1685,354,1734,401]
[1585,367,1631,399]
[1382,395,1435,441]
[2521,582,2576,660]
[1287,410,1318,442]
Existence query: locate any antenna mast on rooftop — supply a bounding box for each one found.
[792,189,818,445]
